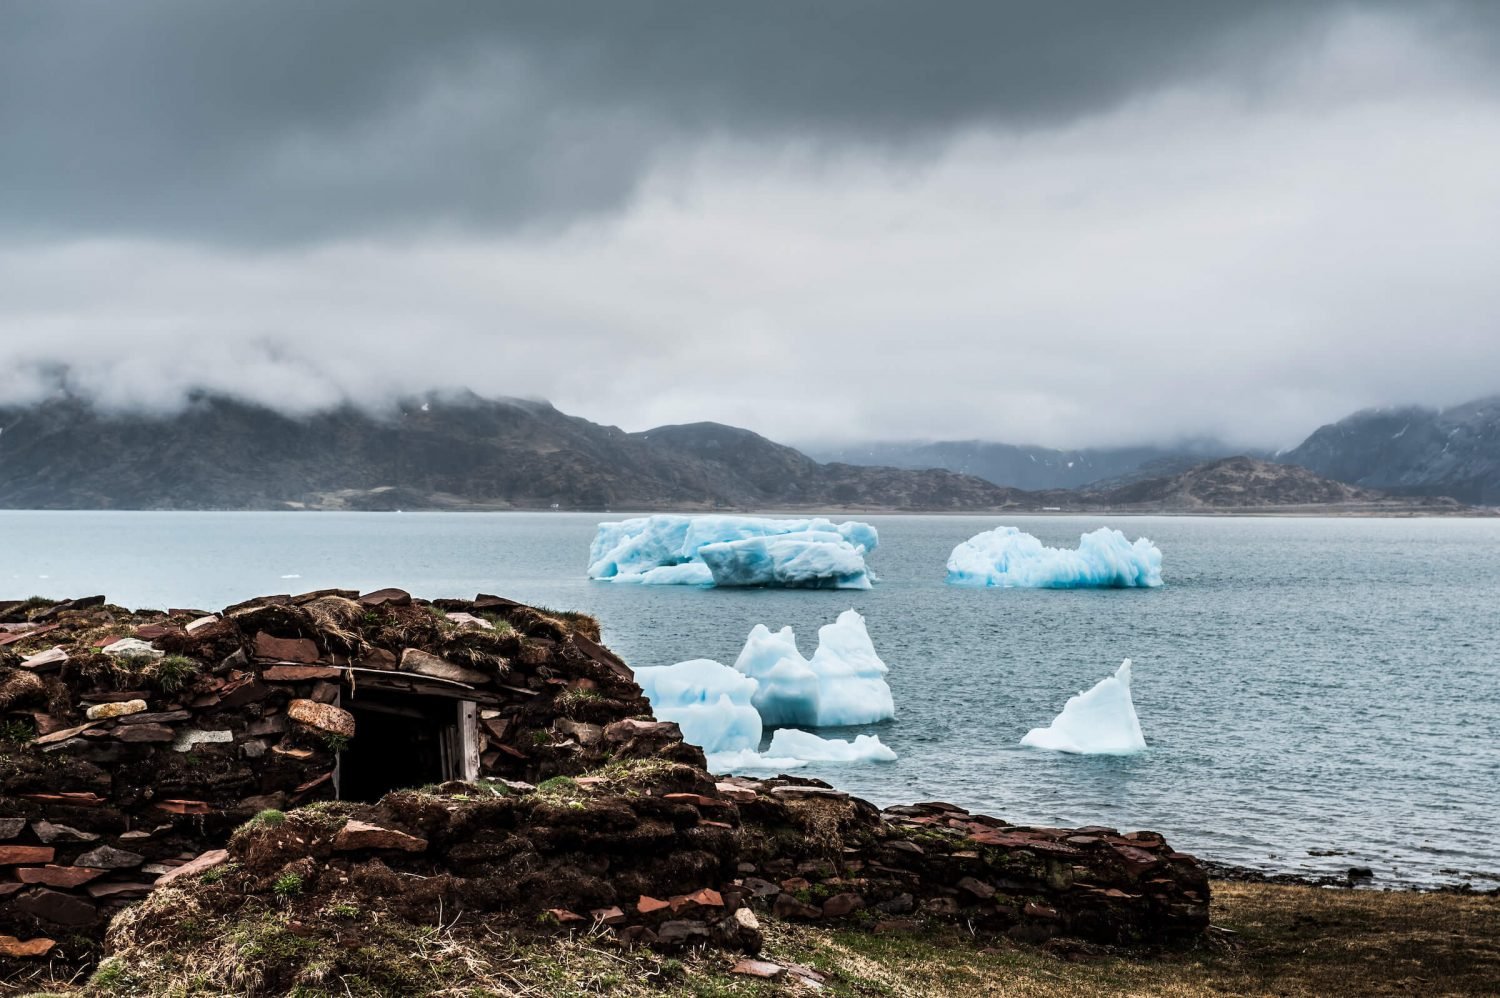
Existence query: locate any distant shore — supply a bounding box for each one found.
[5,503,1492,517]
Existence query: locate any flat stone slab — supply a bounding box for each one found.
[13,889,96,926]
[114,724,177,743]
[399,648,489,685]
[731,959,787,980]
[31,821,99,844]
[75,846,144,869]
[156,848,229,886]
[253,633,321,664]
[20,647,69,670]
[101,638,163,660]
[445,612,494,630]
[17,866,107,888]
[770,785,849,800]
[332,820,427,853]
[262,665,341,681]
[0,846,55,865]
[172,729,234,752]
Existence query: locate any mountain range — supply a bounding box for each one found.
[0,389,1490,512]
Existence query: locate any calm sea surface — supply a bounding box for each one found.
[4,511,1497,888]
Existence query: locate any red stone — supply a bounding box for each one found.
[156,849,229,886]
[669,888,723,914]
[332,820,427,853]
[262,665,340,681]
[714,783,760,803]
[0,935,56,958]
[636,895,671,915]
[155,800,213,816]
[731,959,786,980]
[1111,843,1162,871]
[0,846,55,865]
[358,588,411,607]
[590,906,627,926]
[19,791,103,806]
[253,633,321,664]
[821,893,865,917]
[663,792,724,808]
[16,866,106,888]
[547,908,585,924]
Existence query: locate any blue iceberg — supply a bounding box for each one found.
[946,526,1162,588]
[635,611,898,771]
[1020,659,1146,755]
[631,658,764,758]
[589,514,877,589]
[732,609,895,727]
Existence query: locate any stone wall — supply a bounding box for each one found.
[1,589,698,963]
[3,588,1210,980]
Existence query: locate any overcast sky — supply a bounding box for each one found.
[2,1,1499,449]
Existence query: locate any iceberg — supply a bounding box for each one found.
[946,526,1162,588]
[632,658,763,755]
[708,731,896,772]
[588,514,877,588]
[1020,659,1147,755]
[766,728,897,764]
[705,747,808,772]
[732,609,895,727]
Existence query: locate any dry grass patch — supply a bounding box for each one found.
[8,881,1498,997]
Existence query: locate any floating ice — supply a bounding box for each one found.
[732,609,895,727]
[705,747,808,772]
[632,658,763,755]
[588,514,877,588]
[636,612,899,771]
[766,728,897,764]
[1020,659,1147,755]
[946,526,1162,588]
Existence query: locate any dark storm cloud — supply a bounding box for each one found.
[2,2,1499,449]
[0,0,1419,244]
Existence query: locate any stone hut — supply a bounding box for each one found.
[0,588,698,953]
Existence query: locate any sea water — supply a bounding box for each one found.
[3,510,1496,888]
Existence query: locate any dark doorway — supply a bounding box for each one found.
[338,691,455,802]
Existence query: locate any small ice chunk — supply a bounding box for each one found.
[766,728,897,763]
[1020,659,1147,755]
[733,609,894,727]
[707,748,808,772]
[633,658,762,754]
[946,526,1162,588]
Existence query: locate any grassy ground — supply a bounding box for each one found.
[7,881,1497,997]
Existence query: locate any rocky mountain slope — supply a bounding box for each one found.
[0,392,1026,512]
[806,439,1237,491]
[1070,456,1463,512]
[1279,395,1500,504]
[0,391,1477,512]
